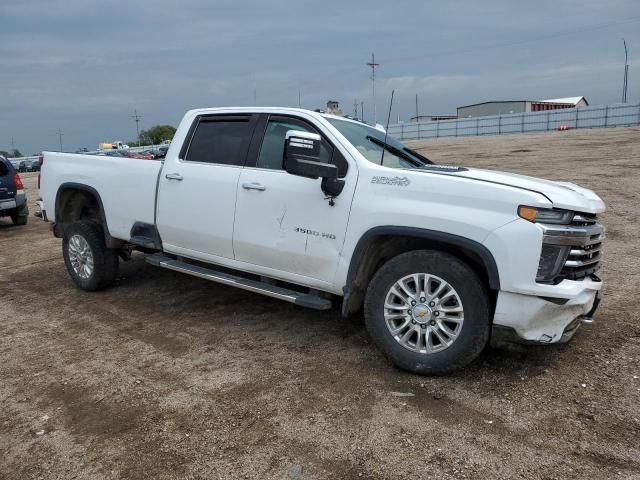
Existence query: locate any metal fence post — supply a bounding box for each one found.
[476,118,479,136]
[400,123,404,140]
[417,121,421,140]
[498,115,502,135]
[521,113,524,133]
[637,103,640,125]
[546,111,550,131]
[604,105,608,127]
[575,108,579,129]
[455,119,458,137]
[436,120,440,138]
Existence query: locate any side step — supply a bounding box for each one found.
[145,255,332,310]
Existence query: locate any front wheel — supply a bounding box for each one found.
[364,250,490,375]
[62,221,119,291]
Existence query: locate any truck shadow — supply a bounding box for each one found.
[109,253,564,379]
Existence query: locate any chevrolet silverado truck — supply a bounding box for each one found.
[38,107,605,374]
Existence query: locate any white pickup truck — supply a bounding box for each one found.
[39,107,605,374]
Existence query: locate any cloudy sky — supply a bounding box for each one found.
[1,0,639,154]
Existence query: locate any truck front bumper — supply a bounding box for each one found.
[491,276,602,345]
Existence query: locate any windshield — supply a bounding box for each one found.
[326,117,431,168]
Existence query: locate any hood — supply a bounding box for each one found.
[440,168,605,213]
[410,165,605,213]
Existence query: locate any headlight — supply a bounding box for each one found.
[518,206,573,224]
[536,244,570,282]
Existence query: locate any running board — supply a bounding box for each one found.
[145,255,332,310]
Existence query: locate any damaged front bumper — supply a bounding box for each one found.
[491,276,602,345]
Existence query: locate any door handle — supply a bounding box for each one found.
[165,173,183,181]
[242,182,266,191]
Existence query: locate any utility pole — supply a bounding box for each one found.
[132,109,142,145]
[361,101,365,123]
[366,52,380,124]
[298,89,301,108]
[622,38,629,103]
[57,129,64,152]
[10,137,15,151]
[415,94,419,122]
[353,99,358,119]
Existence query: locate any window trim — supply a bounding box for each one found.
[246,114,348,177]
[179,114,259,167]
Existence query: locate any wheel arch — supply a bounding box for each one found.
[341,226,500,317]
[54,183,121,248]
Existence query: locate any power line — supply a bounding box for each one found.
[367,52,380,124]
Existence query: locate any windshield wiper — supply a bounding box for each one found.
[403,147,433,164]
[366,136,426,167]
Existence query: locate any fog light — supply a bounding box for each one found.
[537,245,570,282]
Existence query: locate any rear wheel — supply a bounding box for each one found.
[10,203,28,226]
[62,221,119,291]
[364,250,490,375]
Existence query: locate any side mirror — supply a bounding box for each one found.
[283,130,337,180]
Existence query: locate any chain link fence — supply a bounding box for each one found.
[389,102,640,140]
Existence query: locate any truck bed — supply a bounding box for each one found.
[40,152,162,241]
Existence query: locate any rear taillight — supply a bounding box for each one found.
[14,174,24,190]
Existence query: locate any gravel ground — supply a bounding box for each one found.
[1,127,639,479]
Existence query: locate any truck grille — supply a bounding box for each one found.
[570,213,598,226]
[539,213,604,282]
[561,242,602,280]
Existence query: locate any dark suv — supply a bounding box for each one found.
[0,156,28,225]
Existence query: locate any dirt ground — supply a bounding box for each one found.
[1,127,639,480]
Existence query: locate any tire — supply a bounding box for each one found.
[10,203,28,226]
[364,250,490,375]
[62,221,119,291]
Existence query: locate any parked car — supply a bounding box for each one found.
[38,107,605,375]
[28,158,41,172]
[126,152,155,160]
[0,156,28,225]
[101,150,129,158]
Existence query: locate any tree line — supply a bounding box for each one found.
[0,149,24,158]
[129,125,176,147]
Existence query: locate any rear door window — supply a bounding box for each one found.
[184,116,255,166]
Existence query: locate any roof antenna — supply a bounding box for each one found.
[380,89,394,166]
